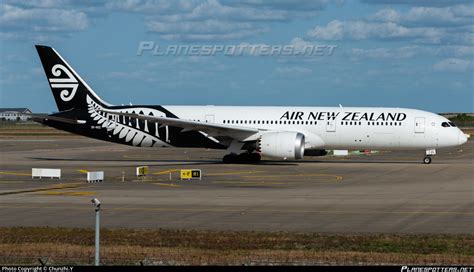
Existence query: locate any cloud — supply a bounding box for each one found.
[0,3,89,41]
[351,46,420,59]
[141,0,294,41]
[105,0,199,15]
[274,66,312,77]
[115,0,332,41]
[350,45,474,60]
[433,58,473,72]
[307,4,473,45]
[0,4,88,31]
[371,6,474,27]
[1,0,333,42]
[146,19,268,42]
[220,0,329,11]
[361,0,472,7]
[307,20,444,43]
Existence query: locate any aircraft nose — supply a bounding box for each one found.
[458,130,468,145]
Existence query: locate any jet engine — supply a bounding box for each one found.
[257,132,305,160]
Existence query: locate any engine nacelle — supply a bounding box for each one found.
[257,132,305,160]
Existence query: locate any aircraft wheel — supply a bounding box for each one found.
[423,156,432,164]
[249,153,261,163]
[223,154,236,164]
[223,153,261,164]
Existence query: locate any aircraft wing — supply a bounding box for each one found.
[102,109,263,141]
[25,113,87,125]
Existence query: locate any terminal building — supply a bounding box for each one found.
[0,108,32,121]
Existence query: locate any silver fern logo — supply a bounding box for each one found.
[49,64,79,102]
[86,95,170,148]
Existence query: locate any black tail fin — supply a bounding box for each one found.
[35,45,111,112]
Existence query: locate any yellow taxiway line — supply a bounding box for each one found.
[153,169,179,175]
[153,182,181,187]
[0,171,31,176]
[38,191,97,196]
[0,183,85,196]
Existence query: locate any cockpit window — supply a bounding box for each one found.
[448,122,456,127]
[441,122,450,127]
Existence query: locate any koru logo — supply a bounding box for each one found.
[49,64,79,102]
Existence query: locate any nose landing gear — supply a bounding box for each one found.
[423,156,432,164]
[423,149,436,164]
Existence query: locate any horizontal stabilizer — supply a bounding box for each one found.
[25,113,86,125]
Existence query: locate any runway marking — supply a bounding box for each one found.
[0,181,24,184]
[0,205,472,216]
[38,191,96,196]
[77,169,89,173]
[0,171,31,177]
[153,182,181,188]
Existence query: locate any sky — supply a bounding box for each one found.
[0,0,473,113]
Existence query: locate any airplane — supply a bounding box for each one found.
[31,45,468,164]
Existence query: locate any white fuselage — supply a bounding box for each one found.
[164,106,467,151]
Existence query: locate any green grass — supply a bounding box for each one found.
[0,227,472,265]
[1,227,472,255]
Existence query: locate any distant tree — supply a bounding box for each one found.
[449,113,474,122]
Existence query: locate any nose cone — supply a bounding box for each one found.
[458,131,468,145]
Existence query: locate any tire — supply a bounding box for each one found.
[249,153,261,163]
[223,155,234,164]
[223,153,261,164]
[423,156,432,164]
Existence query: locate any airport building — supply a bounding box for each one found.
[0,108,32,121]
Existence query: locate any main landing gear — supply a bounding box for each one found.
[223,152,261,164]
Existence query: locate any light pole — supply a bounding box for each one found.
[91,198,101,266]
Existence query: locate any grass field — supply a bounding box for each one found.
[0,227,472,265]
[0,121,72,136]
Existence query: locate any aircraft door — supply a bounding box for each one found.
[205,114,215,124]
[326,119,336,132]
[414,117,425,133]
